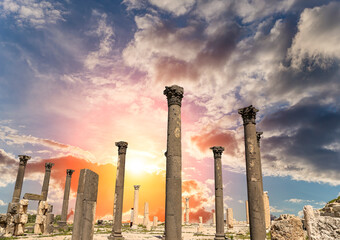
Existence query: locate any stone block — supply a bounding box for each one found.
[36,214,44,224]
[5,222,15,236]
[19,214,28,224]
[8,203,20,214]
[0,214,7,224]
[271,215,304,240]
[34,223,43,234]
[14,223,25,236]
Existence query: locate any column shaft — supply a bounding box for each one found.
[164,85,183,240]
[185,198,189,225]
[41,163,54,201]
[109,141,128,240]
[211,146,225,240]
[11,155,30,204]
[132,185,140,228]
[60,169,75,223]
[239,106,266,240]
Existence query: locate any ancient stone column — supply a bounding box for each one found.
[131,185,140,229]
[212,212,216,225]
[185,197,190,225]
[238,105,266,240]
[163,85,184,240]
[10,155,31,204]
[246,200,249,225]
[256,131,264,193]
[226,208,233,229]
[153,216,158,228]
[211,146,225,240]
[263,191,270,229]
[108,141,128,240]
[41,162,54,201]
[143,202,149,226]
[72,169,99,240]
[59,169,75,227]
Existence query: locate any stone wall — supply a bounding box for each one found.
[270,214,305,240]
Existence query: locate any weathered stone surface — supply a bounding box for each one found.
[143,202,149,226]
[226,208,233,229]
[304,205,340,240]
[263,191,271,229]
[131,185,140,229]
[23,193,44,201]
[271,214,305,240]
[61,169,75,224]
[41,162,54,201]
[10,155,30,204]
[197,216,204,234]
[185,197,190,225]
[72,169,99,240]
[43,213,54,234]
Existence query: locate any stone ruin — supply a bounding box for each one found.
[271,214,305,240]
[34,201,54,234]
[0,199,29,237]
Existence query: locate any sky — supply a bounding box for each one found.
[0,0,340,223]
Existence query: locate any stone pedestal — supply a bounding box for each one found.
[211,146,225,240]
[10,155,30,205]
[41,163,54,201]
[131,185,140,229]
[143,202,149,226]
[109,142,128,240]
[238,105,266,240]
[72,169,99,240]
[163,85,184,240]
[185,197,190,225]
[59,169,75,229]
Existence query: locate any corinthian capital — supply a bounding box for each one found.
[134,185,140,190]
[45,162,54,171]
[163,85,184,106]
[210,146,225,159]
[66,169,75,176]
[238,105,259,125]
[18,155,31,166]
[115,141,128,154]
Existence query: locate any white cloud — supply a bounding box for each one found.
[0,0,65,27]
[289,2,340,69]
[270,206,284,213]
[148,0,195,16]
[286,198,312,204]
[0,199,7,206]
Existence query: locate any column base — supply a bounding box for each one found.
[214,233,226,240]
[107,233,124,240]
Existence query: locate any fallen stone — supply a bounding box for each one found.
[271,214,305,240]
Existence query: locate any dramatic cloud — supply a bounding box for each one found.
[0,149,18,187]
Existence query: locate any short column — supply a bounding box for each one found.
[238,105,266,240]
[211,146,226,240]
[109,141,128,240]
[72,169,99,240]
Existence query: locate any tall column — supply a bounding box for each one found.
[185,197,190,225]
[163,85,184,240]
[238,105,266,240]
[11,155,31,204]
[246,200,249,224]
[211,146,225,240]
[263,191,270,229]
[131,185,140,229]
[109,141,128,240]
[72,169,99,240]
[60,169,75,225]
[41,162,54,201]
[143,202,149,226]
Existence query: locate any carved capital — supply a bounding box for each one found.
[66,169,75,177]
[45,162,54,171]
[185,197,190,202]
[256,131,263,147]
[134,185,140,190]
[163,85,184,106]
[115,141,128,154]
[238,105,259,125]
[210,146,224,159]
[18,155,31,166]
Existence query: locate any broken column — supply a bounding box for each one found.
[246,200,249,225]
[163,85,184,240]
[143,202,149,226]
[185,197,190,225]
[41,162,54,201]
[153,216,158,228]
[226,208,233,229]
[211,146,225,240]
[10,155,31,205]
[238,105,266,240]
[34,201,53,234]
[109,141,128,240]
[263,191,270,229]
[59,169,75,228]
[197,216,204,234]
[131,185,140,229]
[72,169,99,240]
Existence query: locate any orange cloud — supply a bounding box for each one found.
[191,129,238,156]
